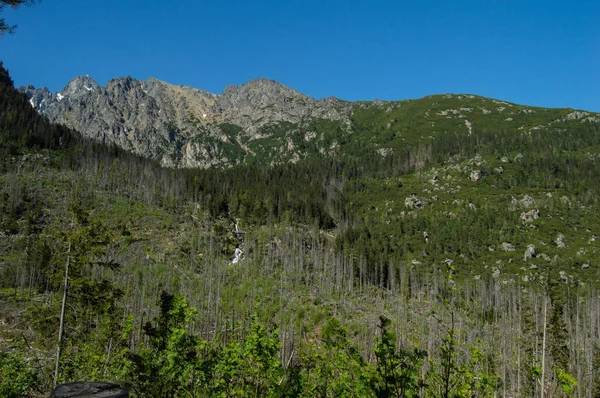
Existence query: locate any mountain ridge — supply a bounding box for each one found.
[19,75,600,168]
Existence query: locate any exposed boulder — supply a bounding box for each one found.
[429,172,439,185]
[524,244,536,260]
[555,234,566,248]
[520,195,536,208]
[404,194,426,209]
[501,242,515,252]
[521,209,540,224]
[468,154,483,166]
[510,195,536,210]
[559,271,568,282]
[469,170,481,182]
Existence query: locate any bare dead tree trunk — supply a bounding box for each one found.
[54,241,71,387]
[541,293,547,398]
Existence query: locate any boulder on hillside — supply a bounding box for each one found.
[559,271,568,282]
[520,195,536,208]
[404,194,426,209]
[524,244,536,260]
[555,233,566,248]
[469,170,482,182]
[521,209,540,224]
[510,195,536,210]
[501,242,515,252]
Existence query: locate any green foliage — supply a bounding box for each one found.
[211,313,283,397]
[127,291,204,398]
[547,278,570,370]
[426,330,498,398]
[297,317,372,397]
[0,62,599,397]
[0,1,38,35]
[373,316,426,397]
[425,270,498,398]
[554,368,577,396]
[0,350,37,398]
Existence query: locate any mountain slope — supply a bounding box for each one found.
[21,76,600,168]
[4,64,600,396]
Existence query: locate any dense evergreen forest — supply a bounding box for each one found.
[2,62,600,397]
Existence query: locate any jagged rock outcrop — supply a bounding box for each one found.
[20,76,352,168]
[20,85,54,113]
[215,79,349,129]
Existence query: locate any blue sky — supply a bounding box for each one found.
[1,0,598,111]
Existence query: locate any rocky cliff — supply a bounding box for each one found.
[20,76,352,167]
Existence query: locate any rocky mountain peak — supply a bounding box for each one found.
[60,75,100,97]
[218,78,312,109]
[226,78,298,94]
[18,84,53,112]
[19,74,354,167]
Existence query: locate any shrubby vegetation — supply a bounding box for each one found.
[0,63,599,396]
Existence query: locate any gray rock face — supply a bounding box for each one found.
[20,85,54,113]
[20,76,352,168]
[60,75,100,96]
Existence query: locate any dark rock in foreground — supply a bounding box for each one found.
[51,382,128,398]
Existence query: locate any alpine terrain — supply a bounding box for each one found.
[1,64,600,396]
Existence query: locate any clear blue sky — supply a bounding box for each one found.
[1,0,598,111]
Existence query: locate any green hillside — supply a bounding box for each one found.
[1,63,600,396]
